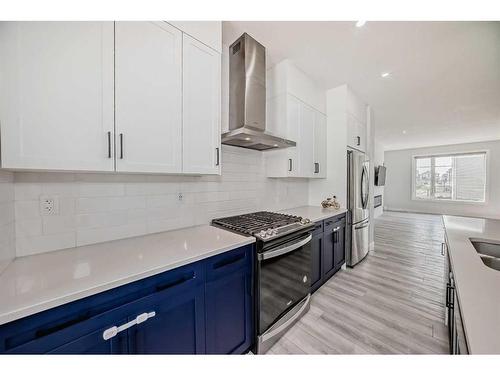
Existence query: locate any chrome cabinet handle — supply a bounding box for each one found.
[107,131,112,158]
[333,226,341,232]
[215,147,220,166]
[259,234,312,261]
[103,311,156,341]
[288,158,293,172]
[357,136,361,146]
[119,133,124,159]
[441,243,446,256]
[314,162,319,174]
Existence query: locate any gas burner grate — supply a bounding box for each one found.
[212,211,303,235]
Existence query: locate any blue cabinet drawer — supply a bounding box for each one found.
[205,244,252,282]
[312,221,323,236]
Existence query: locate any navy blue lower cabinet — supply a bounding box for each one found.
[310,214,346,293]
[48,319,129,354]
[204,245,253,354]
[127,265,205,354]
[333,218,346,271]
[0,244,254,355]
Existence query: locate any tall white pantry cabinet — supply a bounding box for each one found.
[0,21,222,175]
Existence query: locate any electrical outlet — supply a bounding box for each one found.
[40,195,59,216]
[178,192,184,202]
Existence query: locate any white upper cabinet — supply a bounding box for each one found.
[343,86,367,152]
[0,21,223,175]
[182,34,221,175]
[265,60,327,179]
[313,111,327,178]
[0,22,114,171]
[167,21,222,53]
[115,22,182,174]
[266,95,318,178]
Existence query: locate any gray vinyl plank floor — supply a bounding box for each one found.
[267,211,449,355]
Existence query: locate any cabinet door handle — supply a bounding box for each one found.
[288,158,293,172]
[215,147,220,166]
[103,311,156,341]
[357,136,361,146]
[119,133,124,159]
[441,243,446,256]
[107,131,112,159]
[333,226,341,232]
[314,162,319,174]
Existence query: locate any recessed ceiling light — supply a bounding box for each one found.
[244,137,251,141]
[355,21,366,28]
[402,130,407,134]
[381,72,391,78]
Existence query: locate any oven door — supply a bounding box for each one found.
[257,232,312,335]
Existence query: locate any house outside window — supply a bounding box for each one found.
[412,151,487,203]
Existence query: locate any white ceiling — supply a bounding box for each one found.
[223,21,500,151]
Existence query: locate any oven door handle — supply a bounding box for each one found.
[259,234,312,261]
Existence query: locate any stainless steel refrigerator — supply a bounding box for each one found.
[347,149,370,266]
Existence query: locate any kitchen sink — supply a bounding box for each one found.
[470,239,500,271]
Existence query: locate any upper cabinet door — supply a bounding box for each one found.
[0,22,114,171]
[182,34,221,175]
[115,22,182,174]
[167,21,222,53]
[313,111,327,178]
[298,103,315,177]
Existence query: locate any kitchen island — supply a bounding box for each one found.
[443,215,500,354]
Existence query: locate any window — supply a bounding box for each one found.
[412,152,487,203]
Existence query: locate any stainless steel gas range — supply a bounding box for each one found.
[212,211,314,353]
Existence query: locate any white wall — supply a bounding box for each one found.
[308,86,348,207]
[373,140,385,218]
[13,146,309,257]
[384,140,500,219]
[0,171,15,273]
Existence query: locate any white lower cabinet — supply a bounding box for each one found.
[182,34,221,175]
[0,21,115,171]
[266,94,325,178]
[0,21,222,175]
[115,21,183,174]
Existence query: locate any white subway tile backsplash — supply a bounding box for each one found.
[42,215,76,235]
[0,171,15,273]
[15,218,43,237]
[16,232,76,256]
[15,200,40,220]
[76,221,147,247]
[14,183,42,201]
[13,146,309,255]
[78,183,125,197]
[76,196,146,214]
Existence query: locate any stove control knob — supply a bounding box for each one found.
[266,229,274,236]
[259,230,267,238]
[300,218,311,225]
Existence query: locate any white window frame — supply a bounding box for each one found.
[411,150,489,205]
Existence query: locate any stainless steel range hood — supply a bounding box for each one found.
[222,33,296,151]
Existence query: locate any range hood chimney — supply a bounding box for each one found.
[222,33,296,151]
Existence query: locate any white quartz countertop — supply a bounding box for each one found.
[443,215,500,354]
[279,205,347,222]
[0,225,255,326]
